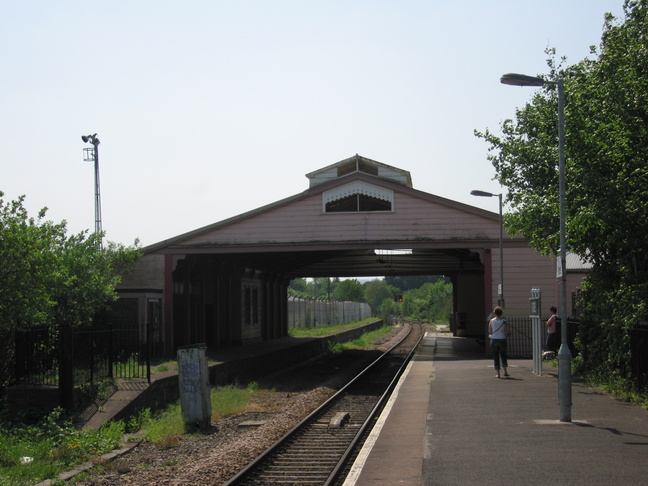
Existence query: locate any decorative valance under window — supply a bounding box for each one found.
[323,182,394,212]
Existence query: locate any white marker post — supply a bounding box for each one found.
[177,344,212,430]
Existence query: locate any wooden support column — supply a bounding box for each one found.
[262,275,277,340]
[229,266,244,345]
[272,278,281,338]
[262,276,271,340]
[258,274,302,339]
[260,276,268,340]
[197,263,207,345]
[278,278,289,337]
[163,254,175,358]
[216,263,231,347]
[483,248,493,317]
[204,257,218,350]
[182,259,193,347]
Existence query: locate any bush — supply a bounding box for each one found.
[0,407,125,485]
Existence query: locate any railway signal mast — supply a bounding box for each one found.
[82,133,103,247]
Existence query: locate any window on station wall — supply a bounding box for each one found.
[244,285,260,326]
[326,194,392,212]
[252,288,259,325]
[323,181,394,213]
[337,159,379,178]
[244,287,251,325]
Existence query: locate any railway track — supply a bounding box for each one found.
[223,321,424,486]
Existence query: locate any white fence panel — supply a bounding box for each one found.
[288,297,371,329]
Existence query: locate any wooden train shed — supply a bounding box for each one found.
[117,155,580,357]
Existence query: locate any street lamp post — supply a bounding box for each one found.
[471,190,504,308]
[82,133,103,245]
[500,72,571,422]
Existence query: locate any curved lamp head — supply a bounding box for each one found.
[500,73,547,87]
[471,190,495,198]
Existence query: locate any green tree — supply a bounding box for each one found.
[52,235,142,329]
[310,277,335,300]
[0,193,141,393]
[477,4,648,268]
[364,279,393,314]
[288,278,309,297]
[0,195,62,331]
[400,291,419,318]
[400,281,453,321]
[379,297,397,318]
[425,280,453,322]
[0,193,141,332]
[334,279,365,302]
[475,1,648,391]
[384,275,449,292]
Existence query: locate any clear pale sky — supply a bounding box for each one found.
[1,1,625,247]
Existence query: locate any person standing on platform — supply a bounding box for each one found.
[545,306,558,352]
[488,306,509,378]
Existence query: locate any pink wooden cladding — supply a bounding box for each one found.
[182,191,502,247]
[490,247,559,317]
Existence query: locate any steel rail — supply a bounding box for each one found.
[325,322,423,485]
[223,322,423,486]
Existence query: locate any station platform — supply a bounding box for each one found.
[82,334,324,429]
[346,332,648,486]
[82,320,386,429]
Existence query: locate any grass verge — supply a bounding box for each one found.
[0,382,272,485]
[288,318,377,337]
[328,324,394,354]
[0,408,125,486]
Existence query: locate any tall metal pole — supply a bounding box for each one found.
[500,73,571,422]
[470,190,505,308]
[92,137,102,238]
[498,193,504,307]
[556,79,571,422]
[82,133,103,246]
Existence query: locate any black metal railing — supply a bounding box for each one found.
[10,324,152,390]
[504,317,533,358]
[501,316,578,359]
[14,326,60,386]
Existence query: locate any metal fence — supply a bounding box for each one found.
[505,317,534,358]
[14,326,60,386]
[505,316,578,359]
[10,324,151,390]
[288,297,372,328]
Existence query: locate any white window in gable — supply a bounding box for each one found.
[323,182,394,213]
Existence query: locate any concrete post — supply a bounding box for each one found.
[177,344,211,430]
